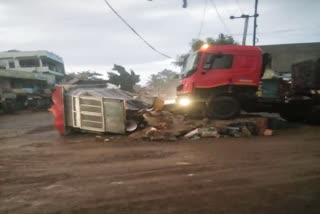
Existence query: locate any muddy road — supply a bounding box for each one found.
[1,111,320,214]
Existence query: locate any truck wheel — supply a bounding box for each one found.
[208,96,240,119]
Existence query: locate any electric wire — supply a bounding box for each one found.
[208,0,232,34]
[198,0,208,38]
[235,0,244,14]
[102,0,172,59]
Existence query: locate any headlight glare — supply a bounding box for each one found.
[179,97,191,106]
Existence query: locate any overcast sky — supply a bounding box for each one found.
[0,0,319,84]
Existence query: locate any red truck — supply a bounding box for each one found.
[176,44,320,122]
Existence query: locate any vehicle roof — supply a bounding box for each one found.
[199,45,262,53]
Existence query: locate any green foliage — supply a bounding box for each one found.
[190,39,205,51]
[172,53,190,67]
[66,70,103,80]
[206,33,237,47]
[107,64,140,92]
[174,33,238,67]
[147,69,178,97]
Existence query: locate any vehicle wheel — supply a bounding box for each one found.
[208,96,240,119]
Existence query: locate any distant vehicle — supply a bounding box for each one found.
[0,88,16,113]
[176,44,320,122]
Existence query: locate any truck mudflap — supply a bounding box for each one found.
[49,86,65,135]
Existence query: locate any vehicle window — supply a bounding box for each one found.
[180,52,201,78]
[203,54,233,69]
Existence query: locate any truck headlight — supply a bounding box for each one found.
[178,97,191,106]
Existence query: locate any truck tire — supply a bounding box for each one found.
[208,96,240,119]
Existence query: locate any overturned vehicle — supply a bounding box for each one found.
[50,85,156,135]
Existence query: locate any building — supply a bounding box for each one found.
[0,50,65,85]
[0,69,49,91]
[260,42,320,72]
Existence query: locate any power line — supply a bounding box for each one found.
[208,0,232,34]
[235,0,244,14]
[102,0,172,59]
[198,0,208,38]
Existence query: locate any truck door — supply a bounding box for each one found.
[194,53,234,88]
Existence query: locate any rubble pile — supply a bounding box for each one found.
[129,108,278,142]
[51,86,291,141]
[129,110,204,141]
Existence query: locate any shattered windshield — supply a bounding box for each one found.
[180,52,200,78]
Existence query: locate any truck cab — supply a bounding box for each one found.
[177,45,263,119]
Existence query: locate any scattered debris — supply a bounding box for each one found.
[224,122,260,137]
[184,128,200,138]
[256,118,269,134]
[199,127,220,138]
[51,85,287,143]
[185,127,220,139]
[145,127,159,137]
[264,129,273,136]
[95,135,104,143]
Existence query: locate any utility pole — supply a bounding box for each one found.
[253,0,259,46]
[230,0,259,46]
[230,14,254,45]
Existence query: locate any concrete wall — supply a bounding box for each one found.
[260,42,320,72]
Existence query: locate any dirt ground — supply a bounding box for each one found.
[1,111,320,214]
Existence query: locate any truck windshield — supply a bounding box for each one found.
[180,52,200,78]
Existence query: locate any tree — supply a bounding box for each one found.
[173,33,238,67]
[174,53,190,67]
[107,64,140,92]
[147,69,178,97]
[66,70,103,80]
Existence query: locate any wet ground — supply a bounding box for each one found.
[1,111,320,214]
